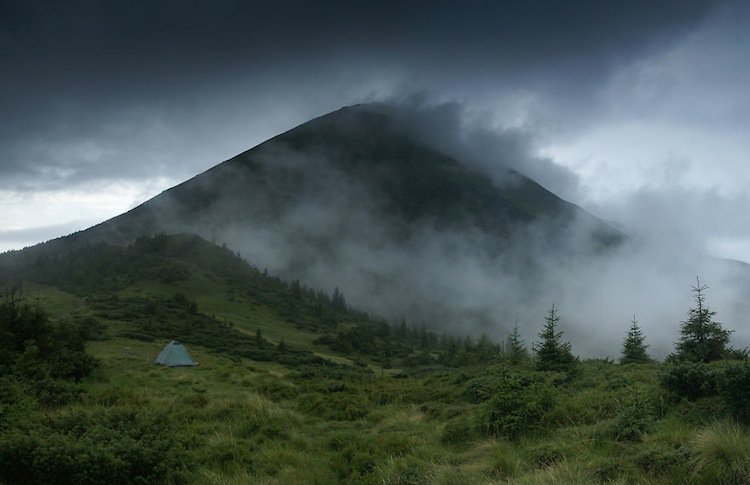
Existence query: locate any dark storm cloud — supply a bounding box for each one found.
[1,0,722,74]
[0,0,724,190]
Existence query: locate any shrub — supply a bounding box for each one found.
[296,391,369,421]
[465,374,503,404]
[0,407,187,485]
[610,389,655,442]
[631,442,690,479]
[718,362,750,423]
[478,372,556,439]
[440,414,478,446]
[0,294,99,388]
[33,377,81,406]
[660,362,719,400]
[0,377,38,430]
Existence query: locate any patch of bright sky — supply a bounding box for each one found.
[0,177,175,252]
[541,120,750,204]
[536,5,750,263]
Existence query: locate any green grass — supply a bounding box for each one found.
[52,334,744,483]
[3,234,749,483]
[691,421,750,484]
[18,282,87,318]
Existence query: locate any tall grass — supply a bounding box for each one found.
[692,421,750,484]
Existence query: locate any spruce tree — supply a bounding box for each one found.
[507,320,529,364]
[535,304,576,372]
[674,278,732,362]
[620,316,650,364]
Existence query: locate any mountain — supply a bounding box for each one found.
[70,104,620,247]
[2,104,623,330]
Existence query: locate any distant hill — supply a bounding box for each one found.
[1,104,624,331]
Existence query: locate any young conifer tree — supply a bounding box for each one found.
[535,304,576,372]
[507,320,529,365]
[620,316,651,364]
[674,278,732,362]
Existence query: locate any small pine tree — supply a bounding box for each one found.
[507,320,529,365]
[674,278,732,363]
[536,304,576,372]
[621,316,651,364]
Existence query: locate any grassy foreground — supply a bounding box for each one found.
[35,336,750,484]
[3,234,750,483]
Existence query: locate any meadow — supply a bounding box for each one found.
[2,234,750,484]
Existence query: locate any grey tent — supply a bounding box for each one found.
[155,340,198,367]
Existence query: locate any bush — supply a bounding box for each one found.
[610,389,655,442]
[660,362,719,400]
[718,362,750,423]
[440,414,479,446]
[478,372,556,439]
[0,407,187,485]
[296,391,369,421]
[0,377,38,430]
[0,295,99,388]
[632,442,691,478]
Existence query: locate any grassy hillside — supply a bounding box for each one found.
[0,233,523,370]
[2,234,750,484]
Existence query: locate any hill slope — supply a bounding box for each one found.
[0,233,481,369]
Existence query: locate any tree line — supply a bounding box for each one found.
[323,275,743,371]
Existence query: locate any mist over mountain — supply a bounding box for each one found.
[6,103,749,357]
[46,106,613,325]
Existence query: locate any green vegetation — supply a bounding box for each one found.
[0,295,185,484]
[535,304,576,373]
[621,316,651,364]
[672,278,732,363]
[507,320,530,365]
[2,234,750,483]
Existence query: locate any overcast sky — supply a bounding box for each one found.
[1,0,749,261]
